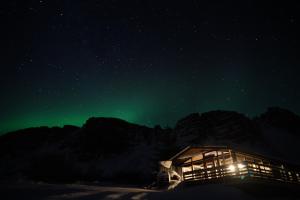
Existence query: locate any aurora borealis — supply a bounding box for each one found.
[1,1,300,134]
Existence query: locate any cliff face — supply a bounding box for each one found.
[257,107,300,135]
[255,107,300,162]
[0,108,299,183]
[174,111,262,147]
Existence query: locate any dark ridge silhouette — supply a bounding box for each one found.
[0,108,299,184]
[175,110,262,144]
[257,107,300,135]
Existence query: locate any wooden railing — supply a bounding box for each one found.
[182,161,300,184]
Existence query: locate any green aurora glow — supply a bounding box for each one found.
[1,1,300,135]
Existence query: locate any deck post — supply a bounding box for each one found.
[191,157,195,180]
[216,152,221,177]
[203,153,209,180]
[221,151,225,177]
[230,150,240,177]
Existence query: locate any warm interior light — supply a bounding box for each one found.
[228,165,236,172]
[237,163,246,169]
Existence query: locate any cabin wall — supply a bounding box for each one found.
[181,149,234,173]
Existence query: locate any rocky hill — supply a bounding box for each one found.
[174,111,262,147]
[0,107,299,184]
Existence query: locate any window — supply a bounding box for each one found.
[182,166,192,173]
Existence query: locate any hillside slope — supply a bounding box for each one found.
[0,107,299,183]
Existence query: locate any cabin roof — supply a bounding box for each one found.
[168,145,300,169]
[169,145,229,161]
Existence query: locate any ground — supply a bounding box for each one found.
[1,181,299,200]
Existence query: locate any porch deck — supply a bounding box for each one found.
[160,146,300,185]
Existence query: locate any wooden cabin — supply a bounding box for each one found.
[158,146,300,185]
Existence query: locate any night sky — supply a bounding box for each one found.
[1,0,300,134]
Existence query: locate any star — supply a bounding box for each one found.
[1,0,300,133]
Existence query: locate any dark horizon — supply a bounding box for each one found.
[0,106,297,136]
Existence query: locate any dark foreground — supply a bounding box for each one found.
[1,181,300,200]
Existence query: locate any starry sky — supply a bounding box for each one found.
[1,0,300,134]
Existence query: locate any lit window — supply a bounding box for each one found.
[265,167,271,171]
[237,163,246,169]
[228,165,236,172]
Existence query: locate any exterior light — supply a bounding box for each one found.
[228,165,236,172]
[237,163,246,169]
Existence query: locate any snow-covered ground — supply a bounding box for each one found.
[1,182,299,200]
